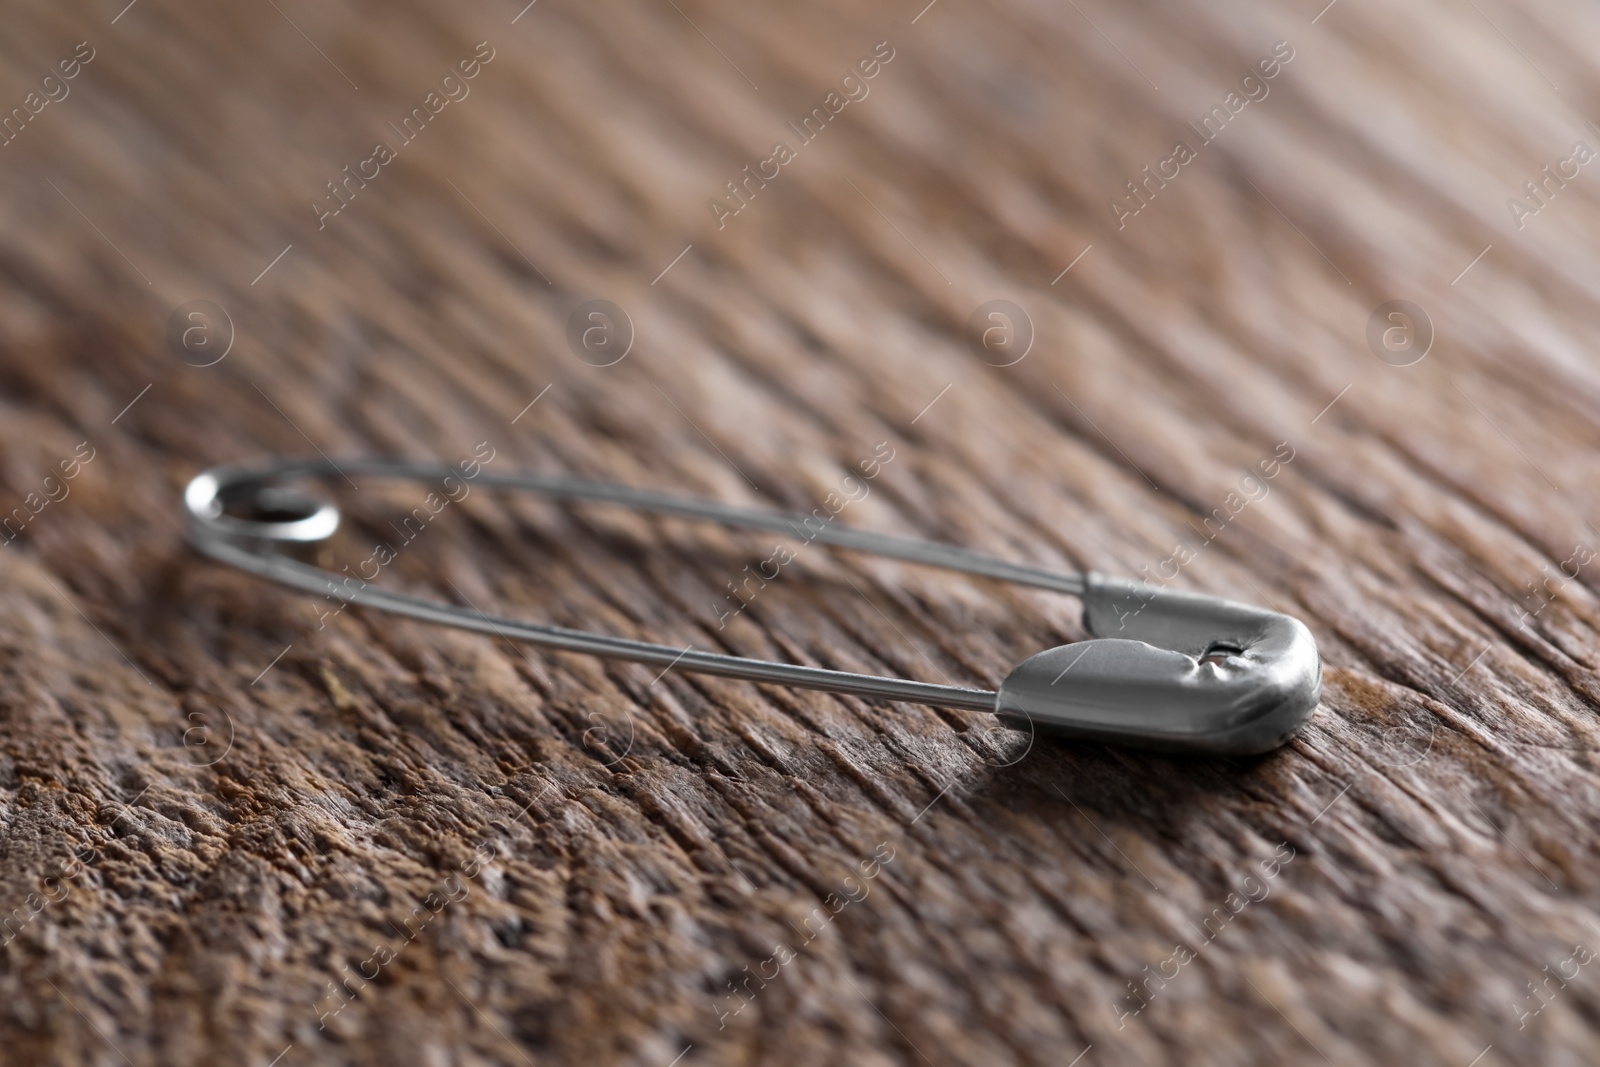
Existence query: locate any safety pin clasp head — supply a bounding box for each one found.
[996,574,1321,754]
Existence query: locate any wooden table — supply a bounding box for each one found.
[1,0,1598,1063]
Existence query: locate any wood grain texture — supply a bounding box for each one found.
[1,0,1599,1063]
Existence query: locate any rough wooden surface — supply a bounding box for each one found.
[2,0,1600,1063]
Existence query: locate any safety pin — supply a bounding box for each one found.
[184,459,1320,754]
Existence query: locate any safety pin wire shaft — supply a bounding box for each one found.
[366,462,1086,596]
[192,460,1060,712]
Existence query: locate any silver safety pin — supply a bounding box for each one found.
[184,459,1321,754]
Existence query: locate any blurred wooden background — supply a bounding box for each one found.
[1,0,1600,1063]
